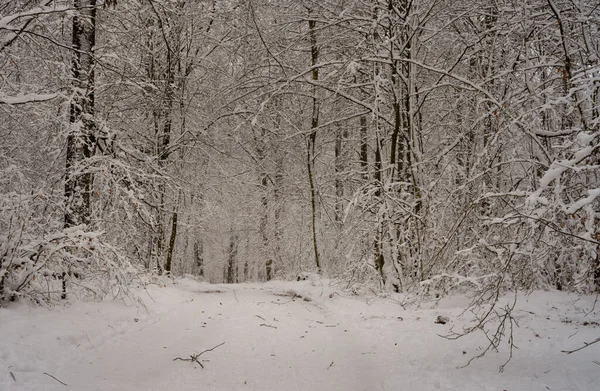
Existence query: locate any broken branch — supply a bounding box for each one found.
[173,342,226,369]
[561,337,600,354]
[198,342,226,356]
[43,372,68,386]
[173,354,204,368]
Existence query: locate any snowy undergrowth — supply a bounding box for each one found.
[1,277,599,391]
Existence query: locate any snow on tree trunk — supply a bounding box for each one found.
[64,0,97,229]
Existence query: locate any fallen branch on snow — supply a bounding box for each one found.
[173,342,226,369]
[561,337,600,354]
[43,372,68,386]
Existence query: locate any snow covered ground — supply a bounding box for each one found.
[1,278,599,391]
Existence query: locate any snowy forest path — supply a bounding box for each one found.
[7,282,407,391]
[2,280,599,391]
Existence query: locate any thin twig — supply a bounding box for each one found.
[144,286,156,303]
[561,337,600,354]
[260,323,277,329]
[173,355,204,368]
[568,330,579,339]
[584,292,599,316]
[271,296,297,305]
[10,371,16,381]
[43,372,68,386]
[198,342,226,356]
[173,342,225,369]
[255,315,266,321]
[232,290,240,303]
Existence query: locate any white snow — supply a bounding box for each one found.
[0,6,69,31]
[0,93,59,105]
[564,188,600,214]
[1,278,599,391]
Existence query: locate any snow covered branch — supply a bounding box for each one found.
[0,92,60,105]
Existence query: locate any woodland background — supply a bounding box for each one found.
[1,0,599,304]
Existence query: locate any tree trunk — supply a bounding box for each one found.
[334,124,346,226]
[594,221,600,292]
[225,230,238,284]
[64,0,97,229]
[62,0,97,300]
[360,116,368,180]
[374,131,385,284]
[307,14,321,273]
[256,125,272,280]
[274,152,284,274]
[164,208,178,275]
[193,241,204,278]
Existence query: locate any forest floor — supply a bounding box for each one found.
[1,277,599,391]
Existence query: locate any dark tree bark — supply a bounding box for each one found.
[334,124,347,226]
[225,231,238,283]
[144,2,180,274]
[307,13,321,273]
[256,126,273,280]
[374,132,385,284]
[164,207,178,274]
[594,222,600,291]
[360,116,368,179]
[193,241,204,278]
[64,0,97,229]
[273,152,284,275]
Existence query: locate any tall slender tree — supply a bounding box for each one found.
[64,0,97,229]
